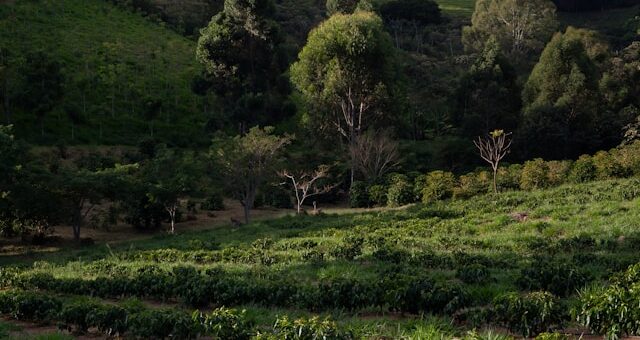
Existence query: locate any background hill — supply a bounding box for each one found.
[0,0,638,149]
[0,0,206,146]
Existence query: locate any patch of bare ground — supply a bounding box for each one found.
[0,199,290,257]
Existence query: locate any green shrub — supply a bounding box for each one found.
[386,173,414,207]
[0,290,62,322]
[456,263,491,284]
[256,315,352,339]
[421,171,456,203]
[612,141,640,176]
[577,263,640,338]
[520,158,549,190]
[516,258,591,297]
[498,164,522,190]
[330,235,364,260]
[58,299,103,333]
[546,160,572,186]
[87,304,129,337]
[201,192,225,211]
[493,291,564,337]
[397,278,467,314]
[535,333,570,340]
[128,309,199,339]
[349,181,370,208]
[454,171,491,199]
[367,184,387,206]
[593,150,626,179]
[194,308,253,340]
[568,155,597,183]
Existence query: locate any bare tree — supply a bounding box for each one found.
[350,130,400,183]
[280,165,335,214]
[474,130,512,193]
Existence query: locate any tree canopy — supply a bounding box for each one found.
[290,11,400,183]
[463,0,558,63]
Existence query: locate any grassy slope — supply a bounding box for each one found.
[0,0,205,145]
[3,177,640,337]
[435,0,476,16]
[434,0,639,39]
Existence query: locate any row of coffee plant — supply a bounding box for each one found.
[350,141,640,207]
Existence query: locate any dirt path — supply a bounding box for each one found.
[0,199,291,260]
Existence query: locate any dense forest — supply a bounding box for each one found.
[2,0,640,338]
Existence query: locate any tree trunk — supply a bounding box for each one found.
[493,168,498,194]
[73,208,82,241]
[169,213,175,234]
[243,204,250,224]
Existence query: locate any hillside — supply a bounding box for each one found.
[0,0,206,146]
[2,177,640,337]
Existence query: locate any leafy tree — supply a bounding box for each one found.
[145,146,202,234]
[290,11,400,186]
[519,27,607,159]
[212,126,292,223]
[55,165,133,241]
[601,41,640,146]
[196,0,289,132]
[326,0,361,15]
[455,36,521,137]
[462,0,557,63]
[0,131,65,238]
[20,52,64,137]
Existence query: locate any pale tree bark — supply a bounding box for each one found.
[279,165,335,214]
[474,130,513,193]
[164,202,178,234]
[335,86,372,188]
[349,130,400,183]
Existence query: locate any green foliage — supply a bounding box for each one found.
[367,184,387,206]
[456,263,491,284]
[331,235,364,260]
[257,315,351,339]
[517,258,591,297]
[454,171,491,198]
[421,170,456,203]
[212,126,293,223]
[290,11,400,148]
[128,309,199,339]
[520,158,549,190]
[568,155,597,183]
[201,192,226,211]
[386,173,414,207]
[349,181,370,208]
[326,0,360,15]
[577,263,640,339]
[0,290,62,322]
[455,36,521,137]
[535,333,570,340]
[0,0,204,144]
[463,0,557,58]
[520,27,610,159]
[193,308,254,340]
[493,291,564,337]
[196,0,292,128]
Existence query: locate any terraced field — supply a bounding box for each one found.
[2,178,640,338]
